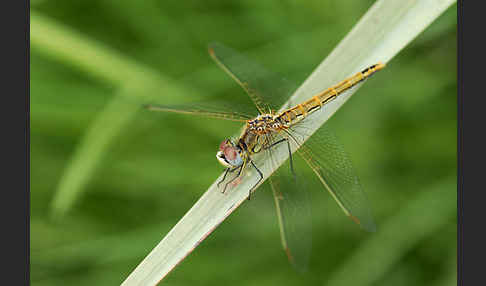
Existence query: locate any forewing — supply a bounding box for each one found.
[208,42,298,114]
[143,100,252,122]
[289,124,376,232]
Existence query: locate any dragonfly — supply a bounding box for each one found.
[144,43,384,270]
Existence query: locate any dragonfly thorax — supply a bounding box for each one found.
[246,114,283,134]
[237,114,285,155]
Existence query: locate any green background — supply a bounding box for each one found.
[31,1,457,285]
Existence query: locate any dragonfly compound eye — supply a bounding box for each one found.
[219,139,233,151]
[216,139,243,167]
[223,146,237,161]
[216,145,243,168]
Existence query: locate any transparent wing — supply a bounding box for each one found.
[208,42,298,114]
[287,123,376,232]
[138,42,298,122]
[143,100,253,122]
[264,133,312,272]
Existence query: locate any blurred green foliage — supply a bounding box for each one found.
[31,1,456,285]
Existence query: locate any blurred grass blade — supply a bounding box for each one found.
[122,0,455,285]
[325,176,456,286]
[30,11,219,217]
[31,11,159,87]
[48,96,138,217]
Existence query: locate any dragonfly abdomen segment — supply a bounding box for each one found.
[276,63,385,126]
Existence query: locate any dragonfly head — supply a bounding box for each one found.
[217,139,244,168]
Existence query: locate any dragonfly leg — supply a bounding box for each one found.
[218,168,230,188]
[248,159,263,200]
[286,139,296,181]
[264,137,296,180]
[222,165,244,194]
[264,138,287,150]
[217,167,239,188]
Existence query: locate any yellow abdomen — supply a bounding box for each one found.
[277,63,385,126]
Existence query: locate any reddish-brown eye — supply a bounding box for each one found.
[219,139,229,151]
[223,146,237,160]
